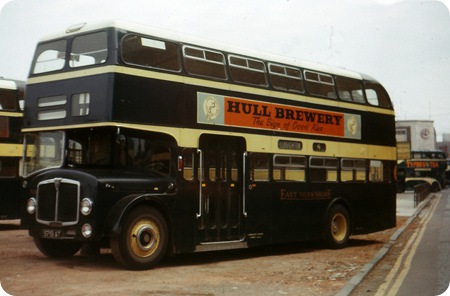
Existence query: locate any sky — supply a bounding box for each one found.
[1,0,450,140]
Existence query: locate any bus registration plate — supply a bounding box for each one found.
[42,229,62,238]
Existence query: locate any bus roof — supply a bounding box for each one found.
[0,78,21,90]
[38,20,375,82]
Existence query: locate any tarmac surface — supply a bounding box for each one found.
[337,190,440,296]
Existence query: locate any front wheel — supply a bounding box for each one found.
[110,207,168,270]
[324,204,350,249]
[34,237,82,258]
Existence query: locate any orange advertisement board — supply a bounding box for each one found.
[197,92,361,139]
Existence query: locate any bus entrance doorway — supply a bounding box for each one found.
[197,135,246,244]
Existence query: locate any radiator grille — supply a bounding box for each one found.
[36,178,80,226]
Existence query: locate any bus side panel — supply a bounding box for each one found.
[24,74,115,129]
[343,183,396,235]
[0,177,22,219]
[246,182,333,246]
[171,180,201,254]
[113,75,192,128]
[270,183,330,244]
[244,182,274,246]
[363,112,397,147]
[254,181,397,242]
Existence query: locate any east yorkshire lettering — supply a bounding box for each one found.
[280,189,332,200]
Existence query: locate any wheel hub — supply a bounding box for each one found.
[130,219,160,258]
[331,213,347,241]
[137,225,157,251]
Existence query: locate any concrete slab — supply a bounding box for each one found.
[397,191,417,217]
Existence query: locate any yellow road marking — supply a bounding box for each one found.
[375,194,440,295]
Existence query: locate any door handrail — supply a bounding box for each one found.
[196,148,203,218]
[243,151,248,217]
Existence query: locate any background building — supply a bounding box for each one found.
[396,120,437,159]
[437,133,450,158]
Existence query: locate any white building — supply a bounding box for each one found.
[396,120,436,152]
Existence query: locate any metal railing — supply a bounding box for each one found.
[413,183,430,208]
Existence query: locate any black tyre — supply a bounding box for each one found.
[325,204,350,249]
[110,207,168,270]
[34,237,82,258]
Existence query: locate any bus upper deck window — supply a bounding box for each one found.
[183,46,227,80]
[269,63,305,93]
[229,55,268,86]
[304,70,337,99]
[364,82,392,108]
[70,32,108,68]
[336,76,365,103]
[32,40,67,74]
[121,34,181,72]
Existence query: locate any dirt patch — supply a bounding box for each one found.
[0,217,407,296]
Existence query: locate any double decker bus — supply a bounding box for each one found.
[397,150,447,192]
[0,78,24,220]
[22,21,396,270]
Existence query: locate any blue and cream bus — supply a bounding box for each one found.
[0,78,24,220]
[22,21,396,269]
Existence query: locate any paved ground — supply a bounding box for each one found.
[396,192,417,216]
[0,192,419,296]
[348,191,450,296]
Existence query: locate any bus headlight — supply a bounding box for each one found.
[81,223,92,238]
[80,198,93,216]
[27,198,36,214]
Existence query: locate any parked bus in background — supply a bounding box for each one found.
[446,158,450,186]
[396,150,447,192]
[0,78,24,220]
[22,21,397,270]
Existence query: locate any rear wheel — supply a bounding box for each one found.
[110,207,168,270]
[34,238,82,258]
[325,205,350,249]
